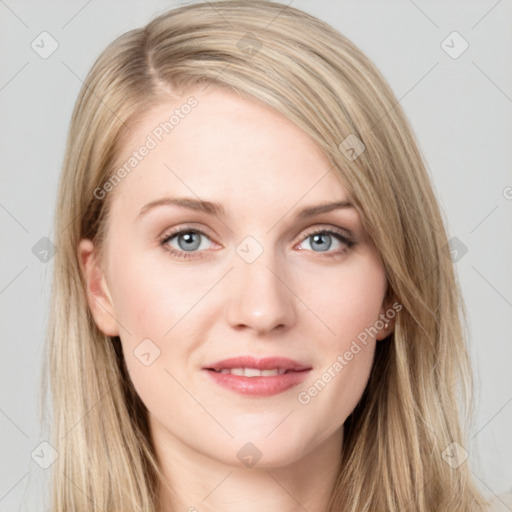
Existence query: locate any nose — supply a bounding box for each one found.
[224,251,297,335]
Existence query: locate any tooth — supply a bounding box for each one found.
[217,367,287,377]
[244,368,262,377]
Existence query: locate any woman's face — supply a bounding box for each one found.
[79,86,391,468]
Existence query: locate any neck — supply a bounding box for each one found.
[153,424,343,512]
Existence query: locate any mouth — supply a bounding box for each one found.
[202,356,312,397]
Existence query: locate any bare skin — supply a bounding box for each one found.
[79,86,393,512]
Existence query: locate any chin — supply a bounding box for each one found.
[208,435,316,470]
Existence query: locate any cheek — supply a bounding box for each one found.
[109,261,192,418]
[299,254,387,344]
[108,252,208,338]
[293,254,385,416]
[107,253,214,394]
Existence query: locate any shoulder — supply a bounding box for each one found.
[486,490,512,512]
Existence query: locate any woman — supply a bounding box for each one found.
[42,1,491,510]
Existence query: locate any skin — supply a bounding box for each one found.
[79,86,393,512]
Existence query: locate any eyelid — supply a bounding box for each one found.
[160,223,217,242]
[160,226,219,248]
[298,224,355,244]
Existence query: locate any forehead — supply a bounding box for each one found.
[107,87,349,219]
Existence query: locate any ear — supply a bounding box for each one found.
[77,239,120,337]
[375,300,397,341]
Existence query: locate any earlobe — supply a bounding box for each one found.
[376,318,394,341]
[77,239,120,337]
[376,303,396,341]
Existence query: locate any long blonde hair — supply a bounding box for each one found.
[41,1,490,510]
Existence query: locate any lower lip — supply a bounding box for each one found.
[203,369,311,397]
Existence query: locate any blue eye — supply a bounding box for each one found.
[298,229,354,256]
[159,226,355,261]
[160,228,213,260]
[306,232,335,252]
[171,231,202,251]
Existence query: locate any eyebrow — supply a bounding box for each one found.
[137,197,354,220]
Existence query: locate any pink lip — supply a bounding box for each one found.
[203,356,312,397]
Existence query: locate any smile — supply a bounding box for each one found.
[203,356,312,397]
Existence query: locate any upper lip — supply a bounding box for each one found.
[204,356,312,372]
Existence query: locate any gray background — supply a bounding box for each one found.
[1,1,511,510]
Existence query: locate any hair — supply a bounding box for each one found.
[41,1,490,511]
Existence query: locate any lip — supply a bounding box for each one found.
[204,356,311,372]
[203,356,312,397]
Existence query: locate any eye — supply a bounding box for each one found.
[159,225,356,261]
[160,227,216,260]
[297,228,355,258]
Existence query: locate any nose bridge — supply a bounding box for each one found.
[224,240,297,333]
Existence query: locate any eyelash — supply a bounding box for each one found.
[159,225,356,261]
